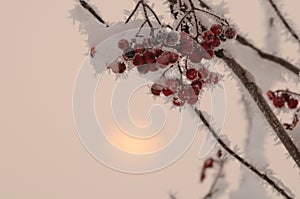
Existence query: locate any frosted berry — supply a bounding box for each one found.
[110,62,126,73]
[154,48,164,57]
[173,97,185,106]
[225,27,236,39]
[187,97,198,105]
[132,54,145,66]
[273,96,285,108]
[211,37,221,48]
[203,30,215,43]
[137,64,149,74]
[157,52,170,66]
[151,83,164,96]
[186,68,198,80]
[134,43,145,54]
[288,98,298,109]
[191,80,202,95]
[148,63,159,72]
[169,52,179,63]
[144,51,156,64]
[162,88,173,96]
[165,79,179,91]
[210,24,223,36]
[267,90,275,100]
[189,48,202,63]
[118,39,129,50]
[123,47,135,60]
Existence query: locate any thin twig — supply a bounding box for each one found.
[267,0,300,45]
[194,7,229,26]
[215,49,300,169]
[125,1,141,23]
[188,0,201,39]
[194,108,293,199]
[145,4,162,25]
[175,10,192,31]
[79,0,109,27]
[141,0,153,28]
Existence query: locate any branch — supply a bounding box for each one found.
[198,0,300,77]
[215,49,300,169]
[145,4,162,25]
[194,108,293,199]
[236,35,300,76]
[79,0,109,27]
[267,0,300,45]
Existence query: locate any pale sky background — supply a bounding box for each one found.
[0,0,300,199]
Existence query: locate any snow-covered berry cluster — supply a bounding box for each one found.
[107,28,224,107]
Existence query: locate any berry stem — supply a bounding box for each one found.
[267,0,300,46]
[187,0,201,39]
[194,108,293,199]
[78,0,109,27]
[275,89,300,97]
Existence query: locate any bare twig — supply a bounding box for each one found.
[267,0,300,45]
[79,0,109,27]
[125,1,141,23]
[188,0,201,39]
[215,49,300,169]
[145,4,162,25]
[274,89,300,97]
[194,108,293,199]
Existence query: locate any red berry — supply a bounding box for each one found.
[151,83,164,96]
[203,30,215,43]
[211,37,221,48]
[210,24,223,36]
[110,62,126,73]
[202,49,214,59]
[204,158,214,168]
[173,97,185,106]
[169,52,179,63]
[201,41,212,52]
[157,52,170,66]
[154,48,164,57]
[191,80,202,95]
[189,48,202,63]
[187,97,198,105]
[273,97,285,108]
[165,79,179,92]
[225,27,236,39]
[162,88,173,96]
[134,43,145,54]
[118,39,129,50]
[132,54,145,66]
[267,90,275,100]
[144,51,156,64]
[186,68,198,80]
[288,98,298,109]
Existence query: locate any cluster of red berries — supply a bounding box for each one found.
[150,67,220,107]
[200,24,236,59]
[200,149,222,182]
[267,90,299,109]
